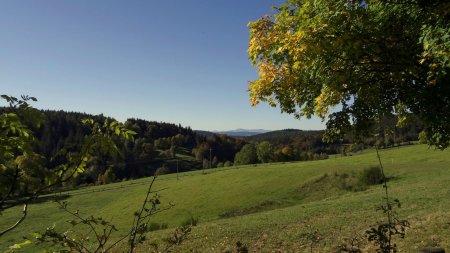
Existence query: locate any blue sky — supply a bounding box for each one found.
[1,0,324,131]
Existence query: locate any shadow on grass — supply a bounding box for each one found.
[218,172,401,219]
[5,194,71,206]
[33,194,71,204]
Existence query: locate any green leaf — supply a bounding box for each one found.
[31,232,43,239]
[8,240,31,249]
[76,165,85,173]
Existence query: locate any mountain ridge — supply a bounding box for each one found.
[195,128,271,137]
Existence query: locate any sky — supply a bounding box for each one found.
[0,0,325,131]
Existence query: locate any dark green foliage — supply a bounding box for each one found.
[192,134,246,164]
[234,144,257,165]
[0,96,46,199]
[256,141,274,163]
[360,166,384,186]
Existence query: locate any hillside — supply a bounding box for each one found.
[1,144,449,252]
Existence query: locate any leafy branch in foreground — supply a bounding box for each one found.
[1,94,136,238]
[364,146,409,253]
[1,95,45,236]
[127,172,175,252]
[33,172,190,253]
[2,95,191,252]
[365,198,409,253]
[34,200,120,253]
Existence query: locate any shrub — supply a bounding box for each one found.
[224,161,233,167]
[359,166,384,186]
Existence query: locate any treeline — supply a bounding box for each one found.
[238,129,345,164]
[234,122,422,165]
[2,109,245,187]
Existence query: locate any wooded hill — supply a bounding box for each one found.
[245,129,343,161]
[1,108,422,187]
[244,121,422,162]
[0,108,246,187]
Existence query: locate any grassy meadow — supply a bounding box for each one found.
[1,144,449,252]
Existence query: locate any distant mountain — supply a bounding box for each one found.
[195,129,271,137]
[246,129,325,144]
[194,130,216,137]
[217,129,271,137]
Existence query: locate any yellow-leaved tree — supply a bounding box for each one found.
[248,0,450,149]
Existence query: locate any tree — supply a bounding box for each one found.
[256,141,274,163]
[234,144,258,165]
[192,142,209,161]
[248,0,450,149]
[1,95,44,236]
[202,158,210,169]
[212,156,219,168]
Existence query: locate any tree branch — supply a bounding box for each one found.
[128,175,158,253]
[0,165,20,211]
[0,203,28,236]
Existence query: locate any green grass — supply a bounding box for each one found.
[1,144,449,252]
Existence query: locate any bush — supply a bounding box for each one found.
[359,166,384,186]
[224,161,233,167]
[418,130,428,144]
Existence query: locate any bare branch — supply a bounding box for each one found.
[0,203,28,236]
